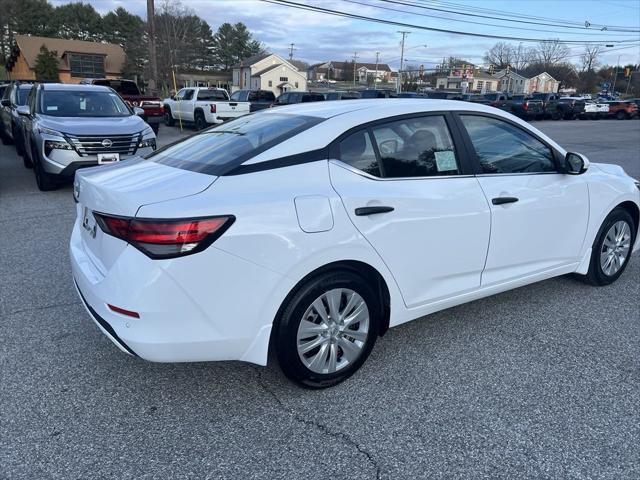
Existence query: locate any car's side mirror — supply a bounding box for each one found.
[16,105,31,116]
[133,106,145,116]
[1,99,11,107]
[565,152,589,175]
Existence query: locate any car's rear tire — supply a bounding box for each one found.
[551,111,562,120]
[273,270,380,388]
[194,111,207,131]
[12,125,25,157]
[616,110,627,120]
[580,208,636,286]
[164,108,174,126]
[32,143,57,191]
[0,125,13,145]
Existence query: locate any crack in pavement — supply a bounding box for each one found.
[5,301,81,317]
[252,366,382,480]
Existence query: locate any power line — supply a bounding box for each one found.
[261,0,639,44]
[340,0,637,37]
[380,0,640,33]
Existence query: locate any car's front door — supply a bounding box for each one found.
[329,113,491,308]
[457,113,589,286]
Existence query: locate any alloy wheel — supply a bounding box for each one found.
[600,220,631,276]
[296,288,370,374]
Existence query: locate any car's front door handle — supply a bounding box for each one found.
[355,206,395,216]
[492,197,519,205]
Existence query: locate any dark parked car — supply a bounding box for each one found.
[273,92,325,106]
[604,101,638,120]
[530,92,562,120]
[325,91,361,100]
[557,97,586,119]
[0,82,34,159]
[82,78,164,133]
[229,89,276,111]
[452,93,489,103]
[483,93,543,120]
[360,89,397,99]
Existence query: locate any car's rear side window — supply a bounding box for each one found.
[149,113,324,175]
[338,115,460,178]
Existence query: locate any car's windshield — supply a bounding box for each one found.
[149,113,323,175]
[17,87,33,105]
[41,90,131,117]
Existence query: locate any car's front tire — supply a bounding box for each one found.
[164,108,175,126]
[581,208,636,286]
[31,143,57,191]
[274,270,380,388]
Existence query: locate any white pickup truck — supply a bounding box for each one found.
[163,87,250,130]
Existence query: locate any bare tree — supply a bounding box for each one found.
[511,43,534,71]
[579,45,601,72]
[483,42,513,69]
[534,40,570,69]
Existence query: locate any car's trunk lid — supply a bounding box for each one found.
[74,158,217,272]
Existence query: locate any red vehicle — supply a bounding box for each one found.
[604,101,638,120]
[82,79,164,133]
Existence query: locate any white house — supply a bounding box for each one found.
[232,53,307,96]
[493,69,529,94]
[525,72,560,94]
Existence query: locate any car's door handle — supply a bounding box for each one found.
[355,206,395,216]
[492,197,519,205]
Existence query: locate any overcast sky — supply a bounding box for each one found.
[51,0,640,69]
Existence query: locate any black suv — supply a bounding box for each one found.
[230,89,276,111]
[530,92,562,120]
[273,92,325,106]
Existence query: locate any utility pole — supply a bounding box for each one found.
[289,43,295,61]
[398,31,410,93]
[146,0,158,94]
[352,51,359,87]
[375,51,380,89]
[612,54,621,96]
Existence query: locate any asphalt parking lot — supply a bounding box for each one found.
[1,120,639,479]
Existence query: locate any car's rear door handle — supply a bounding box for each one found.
[355,206,395,216]
[492,197,519,205]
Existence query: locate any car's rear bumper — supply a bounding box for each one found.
[69,218,284,364]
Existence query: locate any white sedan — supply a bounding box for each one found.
[70,99,640,388]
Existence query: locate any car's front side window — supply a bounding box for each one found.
[460,115,556,174]
[338,115,460,178]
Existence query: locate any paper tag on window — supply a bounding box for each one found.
[435,151,456,171]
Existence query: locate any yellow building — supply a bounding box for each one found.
[5,35,125,83]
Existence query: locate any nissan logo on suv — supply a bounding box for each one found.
[101,139,113,148]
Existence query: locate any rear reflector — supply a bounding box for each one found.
[108,304,140,318]
[94,214,235,259]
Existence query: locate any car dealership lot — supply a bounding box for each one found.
[1,120,639,479]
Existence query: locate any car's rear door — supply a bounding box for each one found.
[329,113,491,308]
[455,113,589,286]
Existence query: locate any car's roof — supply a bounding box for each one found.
[42,83,112,92]
[261,98,502,119]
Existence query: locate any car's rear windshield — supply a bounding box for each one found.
[17,86,33,105]
[197,89,228,101]
[149,113,324,175]
[92,80,141,96]
[41,90,131,117]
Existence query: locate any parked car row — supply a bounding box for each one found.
[161,87,638,133]
[1,81,157,191]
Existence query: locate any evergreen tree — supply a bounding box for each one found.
[212,22,263,71]
[34,45,59,81]
[54,2,103,41]
[103,7,146,79]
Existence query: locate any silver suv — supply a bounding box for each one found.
[19,83,157,191]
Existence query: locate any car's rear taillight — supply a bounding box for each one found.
[523,101,529,110]
[93,214,235,259]
[210,104,217,113]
